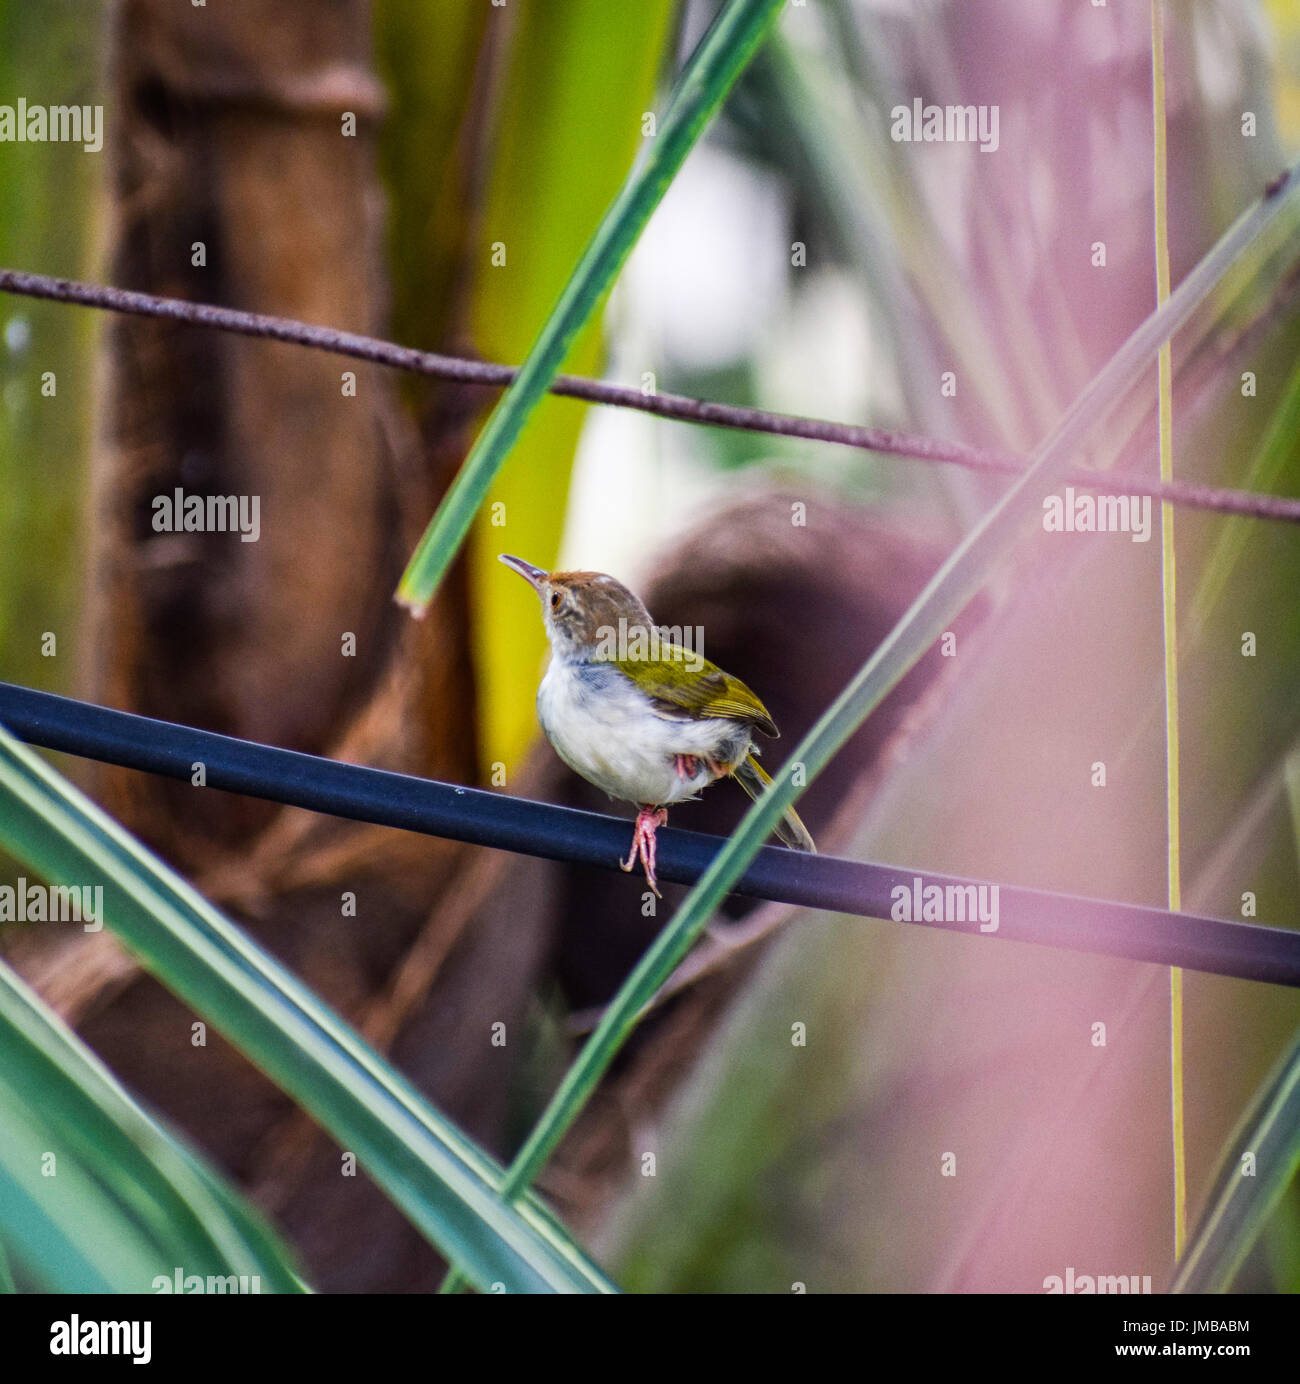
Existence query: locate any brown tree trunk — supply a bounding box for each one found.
[30,0,537,1290]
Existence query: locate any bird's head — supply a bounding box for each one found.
[499,554,653,663]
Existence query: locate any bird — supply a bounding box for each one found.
[500,553,815,895]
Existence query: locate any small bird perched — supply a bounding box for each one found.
[500,553,815,895]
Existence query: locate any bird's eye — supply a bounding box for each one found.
[549,592,563,611]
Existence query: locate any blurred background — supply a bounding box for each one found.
[3,0,1300,1291]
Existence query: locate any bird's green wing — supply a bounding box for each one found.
[611,644,779,737]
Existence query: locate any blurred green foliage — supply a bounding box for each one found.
[378,0,678,769]
[0,0,102,692]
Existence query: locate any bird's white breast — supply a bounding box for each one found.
[537,657,750,807]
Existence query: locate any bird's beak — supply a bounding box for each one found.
[498,553,549,592]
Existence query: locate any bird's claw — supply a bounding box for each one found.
[621,806,668,896]
[677,754,736,783]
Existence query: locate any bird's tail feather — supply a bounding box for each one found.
[735,755,816,853]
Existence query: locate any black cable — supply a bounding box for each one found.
[1,680,1298,988]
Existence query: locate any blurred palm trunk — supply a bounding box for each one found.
[56,0,491,1289]
[87,0,478,854]
[5,0,679,1291]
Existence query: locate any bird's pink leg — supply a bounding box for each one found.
[674,754,698,779]
[620,806,669,896]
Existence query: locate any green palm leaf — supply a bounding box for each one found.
[1171,1024,1300,1292]
[395,0,786,613]
[0,725,613,1294]
[0,955,306,1292]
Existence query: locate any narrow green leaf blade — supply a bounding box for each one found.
[1171,1025,1300,1292]
[1192,354,1300,625]
[395,0,786,613]
[0,957,306,1292]
[0,726,613,1294]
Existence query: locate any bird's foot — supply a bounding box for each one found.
[678,753,734,782]
[620,806,669,896]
